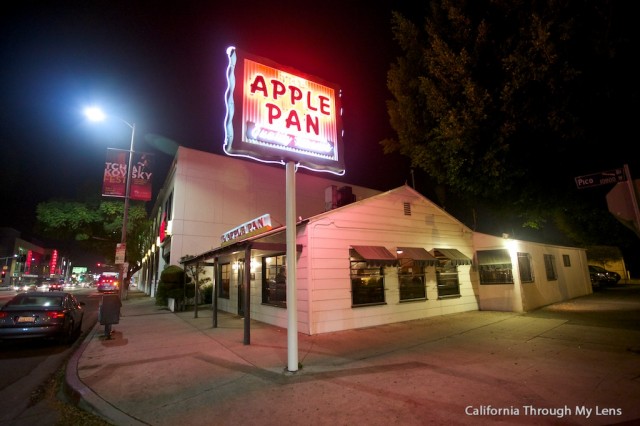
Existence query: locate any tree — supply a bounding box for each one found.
[181,255,213,304]
[35,198,150,275]
[382,0,636,240]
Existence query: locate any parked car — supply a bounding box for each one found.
[0,291,85,344]
[588,265,621,288]
[97,275,119,293]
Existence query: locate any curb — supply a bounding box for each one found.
[64,319,149,426]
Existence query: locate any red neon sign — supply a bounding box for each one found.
[224,47,345,175]
[50,249,58,275]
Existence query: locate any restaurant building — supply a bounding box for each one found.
[136,146,381,297]
[137,147,592,335]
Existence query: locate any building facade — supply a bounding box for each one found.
[136,147,593,335]
[473,232,592,312]
[136,146,381,297]
[0,227,66,288]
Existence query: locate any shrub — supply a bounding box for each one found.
[155,265,187,306]
[202,283,213,304]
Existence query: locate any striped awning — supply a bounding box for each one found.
[396,247,437,266]
[432,248,472,266]
[476,249,512,266]
[351,246,398,267]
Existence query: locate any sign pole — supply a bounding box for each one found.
[285,160,298,372]
[623,164,640,236]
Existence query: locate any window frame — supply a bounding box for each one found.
[517,252,534,283]
[543,254,558,281]
[397,260,427,301]
[219,262,231,299]
[349,254,386,307]
[435,261,461,299]
[262,254,287,307]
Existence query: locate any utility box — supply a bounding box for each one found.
[99,294,121,325]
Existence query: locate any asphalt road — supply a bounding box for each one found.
[0,287,102,426]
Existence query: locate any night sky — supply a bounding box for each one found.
[2,1,639,268]
[1,1,413,239]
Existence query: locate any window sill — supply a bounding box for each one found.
[399,298,427,303]
[352,302,387,308]
[437,295,461,300]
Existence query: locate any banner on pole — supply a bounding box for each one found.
[130,152,153,201]
[102,149,153,201]
[103,149,127,197]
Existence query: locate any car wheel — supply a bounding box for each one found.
[60,319,75,345]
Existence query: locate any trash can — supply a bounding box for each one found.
[99,294,122,338]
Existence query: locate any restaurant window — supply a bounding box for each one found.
[432,249,471,299]
[436,263,461,298]
[350,254,386,306]
[517,252,534,283]
[219,262,230,299]
[543,254,557,281]
[477,249,513,285]
[562,254,571,267]
[397,259,426,301]
[262,254,286,307]
[164,191,173,220]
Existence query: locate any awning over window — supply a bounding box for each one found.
[476,249,512,266]
[351,246,398,267]
[432,248,472,266]
[397,247,437,266]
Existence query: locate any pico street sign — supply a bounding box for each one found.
[574,168,626,189]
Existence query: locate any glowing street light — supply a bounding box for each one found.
[84,106,136,299]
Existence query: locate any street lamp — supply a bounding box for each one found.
[84,106,136,299]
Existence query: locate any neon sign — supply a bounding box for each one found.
[221,214,273,246]
[50,249,58,275]
[224,47,345,175]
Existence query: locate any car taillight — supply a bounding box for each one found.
[0,312,8,319]
[46,311,66,319]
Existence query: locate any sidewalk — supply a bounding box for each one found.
[66,287,640,426]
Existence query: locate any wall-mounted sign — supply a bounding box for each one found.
[221,214,273,246]
[224,47,345,175]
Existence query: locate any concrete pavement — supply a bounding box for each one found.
[65,285,640,425]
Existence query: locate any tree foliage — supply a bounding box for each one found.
[36,198,150,274]
[383,0,635,243]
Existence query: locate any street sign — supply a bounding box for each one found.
[574,168,626,189]
[607,179,640,238]
[115,243,126,264]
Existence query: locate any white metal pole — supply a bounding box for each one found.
[285,161,298,372]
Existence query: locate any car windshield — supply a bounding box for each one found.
[8,295,63,307]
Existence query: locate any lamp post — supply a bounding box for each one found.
[84,107,135,300]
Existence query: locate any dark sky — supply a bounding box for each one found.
[1,1,414,238]
[3,1,639,269]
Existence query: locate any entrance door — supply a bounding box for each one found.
[237,259,245,317]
